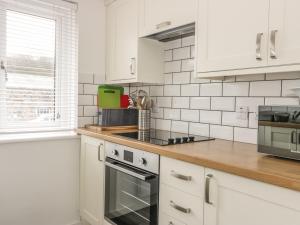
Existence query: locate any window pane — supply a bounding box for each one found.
[5,10,56,127]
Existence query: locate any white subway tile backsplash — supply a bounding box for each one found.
[78,117,93,128]
[78,84,84,95]
[190,97,210,110]
[164,50,173,61]
[173,97,190,109]
[200,83,222,96]
[236,74,265,81]
[236,97,264,112]
[189,122,209,137]
[173,47,190,60]
[84,106,98,117]
[211,97,235,111]
[222,112,248,127]
[200,110,221,124]
[164,73,173,84]
[181,109,199,122]
[249,113,258,129]
[265,97,299,106]
[266,72,300,80]
[165,61,181,73]
[121,36,300,144]
[210,125,233,141]
[282,79,300,97]
[250,81,281,96]
[164,39,181,50]
[79,73,93,84]
[182,36,195,47]
[181,84,199,96]
[78,106,83,117]
[173,72,190,84]
[78,95,94,106]
[181,59,194,72]
[156,119,171,130]
[171,121,189,133]
[164,108,181,120]
[234,128,257,144]
[84,84,98,95]
[164,85,181,96]
[223,82,249,96]
[157,97,172,108]
[150,86,164,96]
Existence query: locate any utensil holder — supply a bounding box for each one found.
[138,110,151,131]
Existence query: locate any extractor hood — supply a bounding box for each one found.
[145,23,195,42]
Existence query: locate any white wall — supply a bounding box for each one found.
[0,1,106,225]
[0,138,80,225]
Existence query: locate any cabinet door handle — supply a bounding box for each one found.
[98,143,104,161]
[168,222,174,225]
[270,30,278,59]
[205,174,213,205]
[130,58,136,75]
[291,131,297,144]
[170,201,191,214]
[156,21,171,30]
[256,33,263,60]
[171,170,192,181]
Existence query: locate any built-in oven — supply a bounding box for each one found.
[104,142,159,225]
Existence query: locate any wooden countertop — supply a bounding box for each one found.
[77,128,300,192]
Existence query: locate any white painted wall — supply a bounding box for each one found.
[0,138,80,225]
[0,1,106,225]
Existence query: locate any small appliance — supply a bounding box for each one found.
[258,105,300,160]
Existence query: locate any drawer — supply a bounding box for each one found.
[159,212,187,225]
[159,184,203,225]
[160,156,205,197]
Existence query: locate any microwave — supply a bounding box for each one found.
[258,106,300,160]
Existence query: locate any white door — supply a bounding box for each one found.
[80,136,105,225]
[197,0,269,73]
[106,0,138,82]
[268,0,300,66]
[140,0,197,36]
[204,168,300,225]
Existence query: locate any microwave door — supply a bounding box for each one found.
[263,127,297,151]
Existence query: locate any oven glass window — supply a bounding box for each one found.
[105,161,158,225]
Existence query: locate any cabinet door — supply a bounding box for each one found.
[140,0,197,36]
[106,0,138,82]
[204,168,300,225]
[80,136,105,225]
[197,0,269,73]
[268,0,300,66]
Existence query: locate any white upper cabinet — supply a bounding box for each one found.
[268,0,300,66]
[196,0,270,73]
[196,0,300,78]
[139,0,197,37]
[106,0,164,84]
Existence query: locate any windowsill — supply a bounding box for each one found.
[0,131,80,144]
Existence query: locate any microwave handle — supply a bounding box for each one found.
[105,161,154,181]
[291,131,297,144]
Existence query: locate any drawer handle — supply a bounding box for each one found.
[170,201,191,214]
[270,30,278,59]
[156,21,171,29]
[205,174,213,205]
[171,170,192,181]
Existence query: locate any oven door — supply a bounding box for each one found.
[104,158,159,225]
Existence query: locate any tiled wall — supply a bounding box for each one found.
[128,36,300,144]
[78,73,103,127]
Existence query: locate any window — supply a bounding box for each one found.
[0,0,78,134]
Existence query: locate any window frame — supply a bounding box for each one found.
[0,1,75,134]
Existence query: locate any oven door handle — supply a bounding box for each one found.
[105,161,154,181]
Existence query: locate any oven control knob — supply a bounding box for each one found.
[138,157,147,166]
[111,149,119,157]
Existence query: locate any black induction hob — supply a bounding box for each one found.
[114,129,215,146]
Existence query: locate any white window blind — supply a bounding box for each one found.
[0,0,78,134]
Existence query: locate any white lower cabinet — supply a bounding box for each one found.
[80,135,105,225]
[204,168,300,225]
[160,156,300,225]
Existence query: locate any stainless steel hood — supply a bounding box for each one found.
[145,23,195,42]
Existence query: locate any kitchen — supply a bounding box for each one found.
[1,0,300,225]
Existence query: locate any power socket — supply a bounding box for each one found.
[236,106,249,120]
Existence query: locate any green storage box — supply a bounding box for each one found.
[98,85,124,109]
